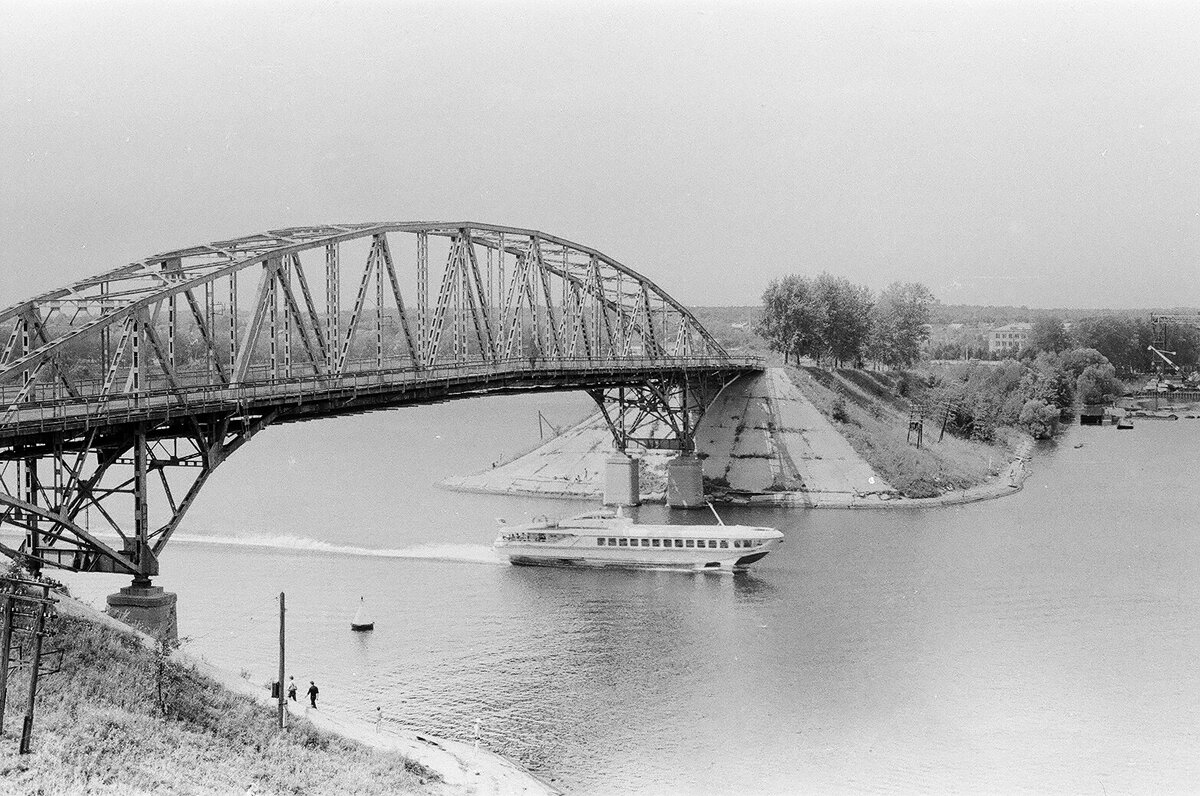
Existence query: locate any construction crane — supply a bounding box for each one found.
[1150,314,1200,347]
[1146,345,1182,400]
[1148,344,1179,373]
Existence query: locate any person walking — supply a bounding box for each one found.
[286,676,297,702]
[307,680,319,709]
[375,706,383,732]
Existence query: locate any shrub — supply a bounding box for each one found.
[830,395,850,423]
[1077,363,1124,405]
[1019,398,1059,439]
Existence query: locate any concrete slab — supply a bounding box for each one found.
[442,368,891,507]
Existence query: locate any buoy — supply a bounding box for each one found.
[351,597,374,632]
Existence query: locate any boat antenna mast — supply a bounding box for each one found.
[706,501,726,526]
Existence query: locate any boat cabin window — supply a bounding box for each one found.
[608,538,617,545]
[719,540,728,548]
[707,540,717,548]
[640,539,650,547]
[597,538,606,546]
[651,539,661,547]
[674,539,683,548]
[685,540,695,548]
[619,538,628,546]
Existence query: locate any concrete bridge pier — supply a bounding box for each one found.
[666,453,705,508]
[107,581,178,643]
[604,452,640,506]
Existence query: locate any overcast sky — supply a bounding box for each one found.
[2,1,1198,310]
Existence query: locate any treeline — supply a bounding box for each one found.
[924,348,1125,441]
[930,304,1200,326]
[929,315,1200,375]
[758,275,936,369]
[1068,316,1199,374]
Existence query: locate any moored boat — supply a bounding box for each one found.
[351,596,374,631]
[493,510,783,571]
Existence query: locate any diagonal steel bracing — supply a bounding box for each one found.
[0,221,756,579]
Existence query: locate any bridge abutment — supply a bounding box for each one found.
[107,584,178,643]
[666,453,705,508]
[604,453,641,506]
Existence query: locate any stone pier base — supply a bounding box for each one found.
[107,585,178,643]
[604,453,640,506]
[667,453,705,508]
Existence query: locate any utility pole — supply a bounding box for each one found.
[277,592,285,730]
[0,593,12,734]
[19,583,49,754]
[0,577,58,754]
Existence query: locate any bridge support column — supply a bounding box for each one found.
[107,585,178,642]
[666,453,704,508]
[604,453,640,506]
[106,424,178,642]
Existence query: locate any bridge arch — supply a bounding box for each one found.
[0,223,759,581]
[0,223,726,394]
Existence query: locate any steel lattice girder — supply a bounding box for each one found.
[0,411,274,575]
[0,223,727,397]
[587,371,742,453]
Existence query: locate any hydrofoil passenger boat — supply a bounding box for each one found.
[494,510,783,571]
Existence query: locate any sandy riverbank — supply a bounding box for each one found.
[55,596,559,796]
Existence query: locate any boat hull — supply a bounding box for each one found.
[507,555,762,572]
[495,516,783,572]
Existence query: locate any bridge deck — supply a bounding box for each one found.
[0,356,762,446]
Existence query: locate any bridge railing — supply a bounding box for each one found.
[0,355,762,437]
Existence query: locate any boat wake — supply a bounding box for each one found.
[0,527,503,566]
[169,532,504,565]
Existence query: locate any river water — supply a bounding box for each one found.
[61,395,1200,794]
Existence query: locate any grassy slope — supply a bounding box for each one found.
[0,612,443,796]
[786,366,1019,498]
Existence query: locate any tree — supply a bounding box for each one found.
[1019,398,1059,439]
[1059,347,1110,379]
[1029,315,1071,353]
[812,273,872,366]
[869,282,937,368]
[1077,363,1125,405]
[757,275,823,364]
[1025,352,1075,410]
[1073,316,1141,374]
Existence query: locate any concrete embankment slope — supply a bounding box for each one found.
[697,368,892,505]
[442,368,907,507]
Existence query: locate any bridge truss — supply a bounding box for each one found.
[0,223,757,580]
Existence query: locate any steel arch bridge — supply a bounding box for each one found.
[0,222,760,581]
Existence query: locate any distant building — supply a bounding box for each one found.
[988,322,1032,354]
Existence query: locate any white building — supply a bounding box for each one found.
[987,322,1032,354]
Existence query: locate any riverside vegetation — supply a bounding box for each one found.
[757,273,1132,497]
[0,582,441,796]
[786,348,1125,499]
